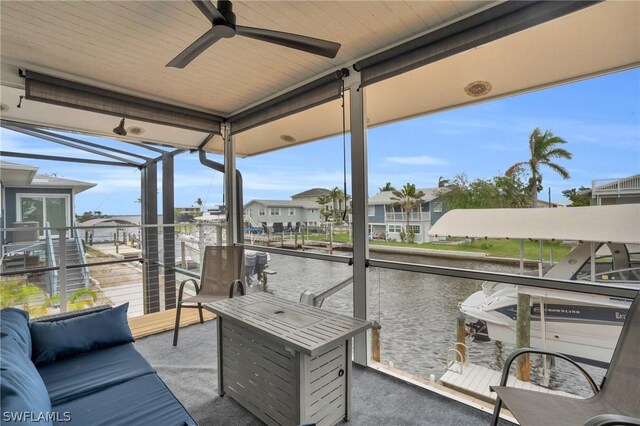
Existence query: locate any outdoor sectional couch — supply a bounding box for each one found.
[1,304,197,426]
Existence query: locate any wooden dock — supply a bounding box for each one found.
[128,308,215,339]
[440,362,580,404]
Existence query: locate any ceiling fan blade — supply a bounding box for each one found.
[192,0,225,22]
[235,26,340,58]
[166,27,223,68]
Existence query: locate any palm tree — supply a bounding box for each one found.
[438,176,450,188]
[379,182,395,192]
[329,187,344,221]
[195,198,204,212]
[506,128,572,208]
[390,183,425,240]
[317,195,331,222]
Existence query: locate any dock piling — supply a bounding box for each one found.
[371,321,382,362]
[516,293,531,381]
[456,313,466,363]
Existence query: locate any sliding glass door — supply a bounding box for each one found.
[17,194,70,236]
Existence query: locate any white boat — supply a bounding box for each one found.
[429,205,640,366]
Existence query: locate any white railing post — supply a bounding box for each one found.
[58,229,67,313]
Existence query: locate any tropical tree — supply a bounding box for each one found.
[562,186,591,207]
[317,195,332,222]
[379,182,395,192]
[436,172,529,209]
[438,176,450,188]
[390,183,425,242]
[195,198,204,212]
[506,128,572,208]
[329,187,345,221]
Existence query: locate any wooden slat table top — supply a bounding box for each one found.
[209,292,372,357]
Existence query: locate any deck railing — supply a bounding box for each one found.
[385,211,426,221]
[592,175,640,195]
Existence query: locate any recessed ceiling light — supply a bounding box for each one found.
[280,134,296,143]
[0,103,9,112]
[464,81,492,97]
[126,126,145,135]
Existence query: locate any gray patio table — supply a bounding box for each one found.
[207,292,372,426]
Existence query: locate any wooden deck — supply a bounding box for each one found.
[128,308,216,339]
[440,362,580,404]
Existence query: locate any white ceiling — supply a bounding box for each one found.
[0,1,638,157]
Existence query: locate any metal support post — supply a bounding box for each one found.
[223,123,238,245]
[141,161,160,313]
[349,74,370,366]
[162,153,176,309]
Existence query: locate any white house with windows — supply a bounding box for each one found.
[368,188,447,243]
[244,199,322,230]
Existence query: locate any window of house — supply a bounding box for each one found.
[368,206,375,216]
[288,208,295,216]
[258,208,266,216]
[270,208,280,216]
[433,202,443,213]
[408,225,421,234]
[388,224,403,233]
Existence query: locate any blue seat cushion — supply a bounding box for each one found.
[51,374,197,426]
[1,308,31,357]
[30,303,134,366]
[0,334,52,426]
[37,343,155,405]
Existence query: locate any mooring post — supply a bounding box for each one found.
[371,321,382,363]
[456,312,466,363]
[295,231,298,248]
[516,292,531,381]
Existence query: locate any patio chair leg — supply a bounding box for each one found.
[173,303,182,347]
[491,395,503,426]
[198,303,204,324]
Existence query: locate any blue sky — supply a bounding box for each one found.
[2,68,638,215]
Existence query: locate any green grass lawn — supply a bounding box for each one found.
[304,232,571,261]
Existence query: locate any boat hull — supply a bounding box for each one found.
[461,287,631,365]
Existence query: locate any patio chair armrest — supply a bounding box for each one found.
[31,305,112,323]
[178,278,200,304]
[584,414,640,426]
[228,279,245,298]
[494,348,599,394]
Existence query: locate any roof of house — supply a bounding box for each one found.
[0,161,96,194]
[368,188,443,205]
[29,175,96,194]
[0,161,38,186]
[290,188,331,199]
[245,199,321,209]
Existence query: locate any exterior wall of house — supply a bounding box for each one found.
[368,204,385,224]
[592,195,640,206]
[245,202,321,228]
[4,187,75,228]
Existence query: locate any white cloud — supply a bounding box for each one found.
[385,156,448,166]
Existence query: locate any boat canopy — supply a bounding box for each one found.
[428,205,640,245]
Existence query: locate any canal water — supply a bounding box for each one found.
[261,250,606,398]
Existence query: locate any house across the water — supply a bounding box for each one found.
[368,188,447,243]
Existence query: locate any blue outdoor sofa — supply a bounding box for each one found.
[1,304,197,426]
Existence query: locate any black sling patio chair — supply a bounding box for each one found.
[490,294,640,426]
[173,245,244,346]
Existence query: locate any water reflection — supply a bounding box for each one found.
[263,250,605,398]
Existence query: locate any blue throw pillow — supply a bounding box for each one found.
[0,308,31,358]
[0,334,53,425]
[30,303,133,366]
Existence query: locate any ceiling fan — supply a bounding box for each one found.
[167,0,341,68]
